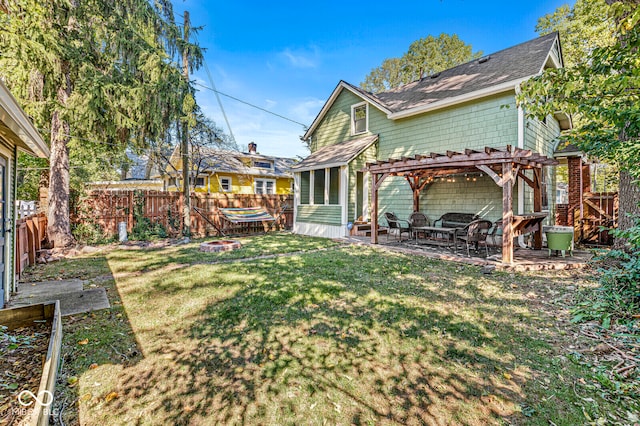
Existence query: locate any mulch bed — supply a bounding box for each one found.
[0,320,50,426]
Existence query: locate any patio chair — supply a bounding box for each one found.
[455,219,493,256]
[409,212,429,239]
[384,212,412,241]
[483,220,503,253]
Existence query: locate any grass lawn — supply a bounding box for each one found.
[21,233,630,425]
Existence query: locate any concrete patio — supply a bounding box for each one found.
[339,235,592,272]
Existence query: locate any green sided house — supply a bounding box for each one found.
[292,32,571,263]
[0,80,50,307]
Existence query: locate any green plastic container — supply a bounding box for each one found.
[544,226,574,257]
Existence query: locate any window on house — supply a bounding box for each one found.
[194,177,206,188]
[541,168,550,211]
[329,167,340,204]
[219,177,231,192]
[255,179,275,195]
[314,169,325,204]
[168,177,179,187]
[300,171,310,204]
[351,103,367,135]
[253,160,273,169]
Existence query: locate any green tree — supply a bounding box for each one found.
[361,33,482,93]
[0,0,202,247]
[536,0,615,67]
[150,109,237,185]
[518,0,640,236]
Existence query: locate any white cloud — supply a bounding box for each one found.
[290,98,326,124]
[280,46,319,69]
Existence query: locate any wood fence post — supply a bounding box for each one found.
[128,191,134,232]
[26,218,35,265]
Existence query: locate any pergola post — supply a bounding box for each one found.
[371,173,379,244]
[533,168,543,249]
[405,175,431,213]
[371,172,389,244]
[502,162,514,264]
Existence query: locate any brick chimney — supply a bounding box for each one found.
[248,142,257,154]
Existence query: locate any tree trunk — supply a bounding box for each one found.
[606,0,640,249]
[615,170,640,249]
[47,81,75,248]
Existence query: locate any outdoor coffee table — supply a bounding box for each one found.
[413,226,458,252]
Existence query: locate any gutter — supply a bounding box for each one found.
[292,162,349,173]
[0,80,49,158]
[517,100,527,249]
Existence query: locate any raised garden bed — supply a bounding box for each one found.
[0,301,62,426]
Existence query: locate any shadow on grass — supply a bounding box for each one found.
[110,247,555,425]
[26,254,145,425]
[106,233,340,276]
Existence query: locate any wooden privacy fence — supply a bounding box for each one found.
[75,190,294,237]
[555,192,618,245]
[16,213,47,277]
[580,192,618,245]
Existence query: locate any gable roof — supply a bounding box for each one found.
[292,134,378,172]
[304,32,562,139]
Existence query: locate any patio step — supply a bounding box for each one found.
[351,222,387,237]
[363,228,388,237]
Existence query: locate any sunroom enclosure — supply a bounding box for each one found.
[292,135,377,238]
[365,145,558,264]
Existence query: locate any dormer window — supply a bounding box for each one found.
[351,102,368,135]
[253,160,273,169]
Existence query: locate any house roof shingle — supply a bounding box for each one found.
[292,134,378,172]
[197,149,297,178]
[303,32,562,139]
[371,32,560,114]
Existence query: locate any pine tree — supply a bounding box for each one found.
[0,0,202,247]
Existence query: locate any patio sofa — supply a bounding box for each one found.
[433,212,480,229]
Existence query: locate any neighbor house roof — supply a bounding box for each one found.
[166,148,297,179]
[304,32,564,139]
[292,134,378,172]
[0,80,49,158]
[554,142,586,161]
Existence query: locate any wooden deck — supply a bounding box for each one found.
[338,235,592,272]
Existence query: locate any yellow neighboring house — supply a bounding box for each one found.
[162,142,296,195]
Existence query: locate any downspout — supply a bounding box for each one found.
[293,172,300,233]
[517,103,527,248]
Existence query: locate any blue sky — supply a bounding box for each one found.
[173,0,570,158]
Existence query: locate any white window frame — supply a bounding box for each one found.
[351,102,368,135]
[253,160,273,170]
[219,176,232,192]
[541,167,550,211]
[194,175,207,189]
[310,167,341,206]
[255,178,276,195]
